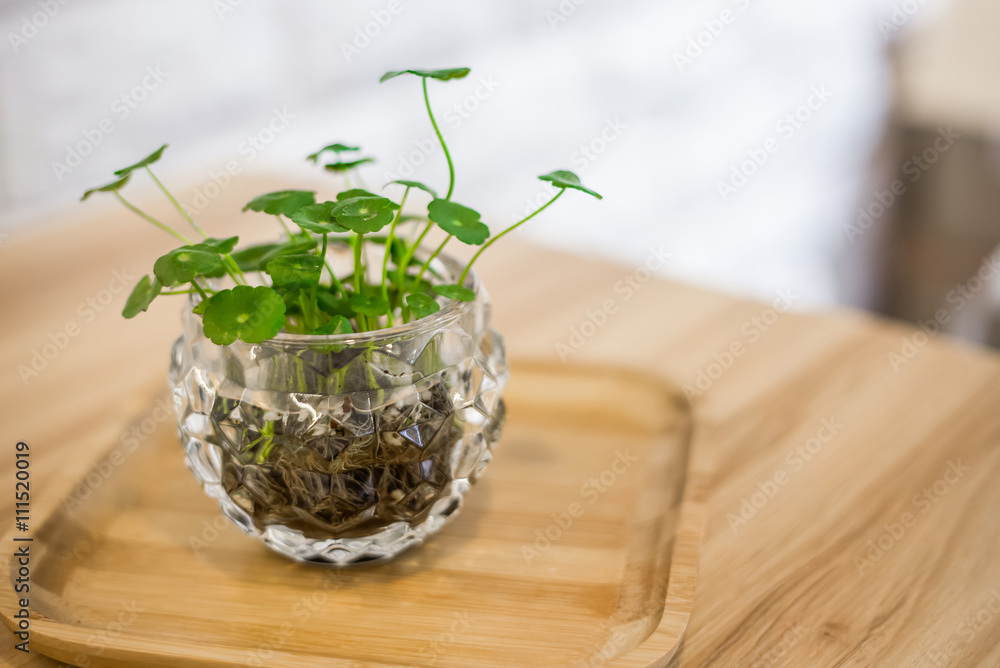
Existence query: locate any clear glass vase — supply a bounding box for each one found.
[168,254,507,566]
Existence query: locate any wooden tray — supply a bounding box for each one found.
[0,361,704,667]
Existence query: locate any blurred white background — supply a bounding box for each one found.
[1,0,942,308]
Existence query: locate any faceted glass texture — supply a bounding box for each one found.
[168,256,507,566]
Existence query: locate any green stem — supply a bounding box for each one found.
[254,422,276,464]
[318,233,331,287]
[222,254,246,285]
[190,280,209,301]
[353,233,365,292]
[395,221,433,306]
[415,235,451,285]
[353,232,367,331]
[299,234,328,331]
[146,166,207,238]
[162,288,216,296]
[459,189,565,285]
[404,216,428,234]
[113,192,193,244]
[381,188,409,327]
[274,215,292,237]
[148,167,242,285]
[298,292,318,332]
[244,433,266,450]
[149,165,243,284]
[325,259,347,295]
[423,78,455,200]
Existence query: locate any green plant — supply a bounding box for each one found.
[83,67,601,344]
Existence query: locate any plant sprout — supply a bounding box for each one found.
[82,67,601,345]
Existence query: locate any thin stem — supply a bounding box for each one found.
[307,283,319,330]
[147,166,244,285]
[415,235,451,285]
[143,168,244,286]
[146,166,207,238]
[353,232,367,331]
[222,254,246,285]
[423,78,455,200]
[317,232,343,293]
[325,259,347,295]
[353,233,365,292]
[395,221,433,305]
[318,232,330,285]
[381,188,409,327]
[298,292,318,332]
[459,189,565,285]
[274,215,291,237]
[114,192,193,244]
[254,422,275,464]
[161,288,216,296]
[305,233,330,329]
[405,217,430,244]
[190,280,209,301]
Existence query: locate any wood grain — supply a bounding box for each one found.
[0,361,700,667]
[2,174,999,667]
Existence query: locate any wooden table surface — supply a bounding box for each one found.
[2,176,999,667]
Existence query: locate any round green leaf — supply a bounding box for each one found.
[406,293,441,319]
[114,144,168,177]
[386,180,438,199]
[349,293,391,317]
[265,254,322,290]
[243,190,317,217]
[434,284,476,302]
[538,170,603,199]
[324,158,374,172]
[242,238,319,272]
[307,143,359,163]
[332,196,398,234]
[336,188,378,201]
[122,275,162,319]
[81,175,130,201]
[183,239,232,279]
[402,276,434,295]
[388,237,409,265]
[317,291,355,318]
[380,68,471,83]
[311,315,354,335]
[188,236,239,254]
[230,243,280,271]
[290,202,348,234]
[427,199,490,245]
[202,286,287,345]
[192,297,211,315]
[153,247,226,287]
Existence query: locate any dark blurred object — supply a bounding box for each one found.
[875,0,1000,347]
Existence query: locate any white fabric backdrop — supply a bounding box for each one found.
[0,0,944,306]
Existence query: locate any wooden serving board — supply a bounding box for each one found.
[0,361,704,667]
